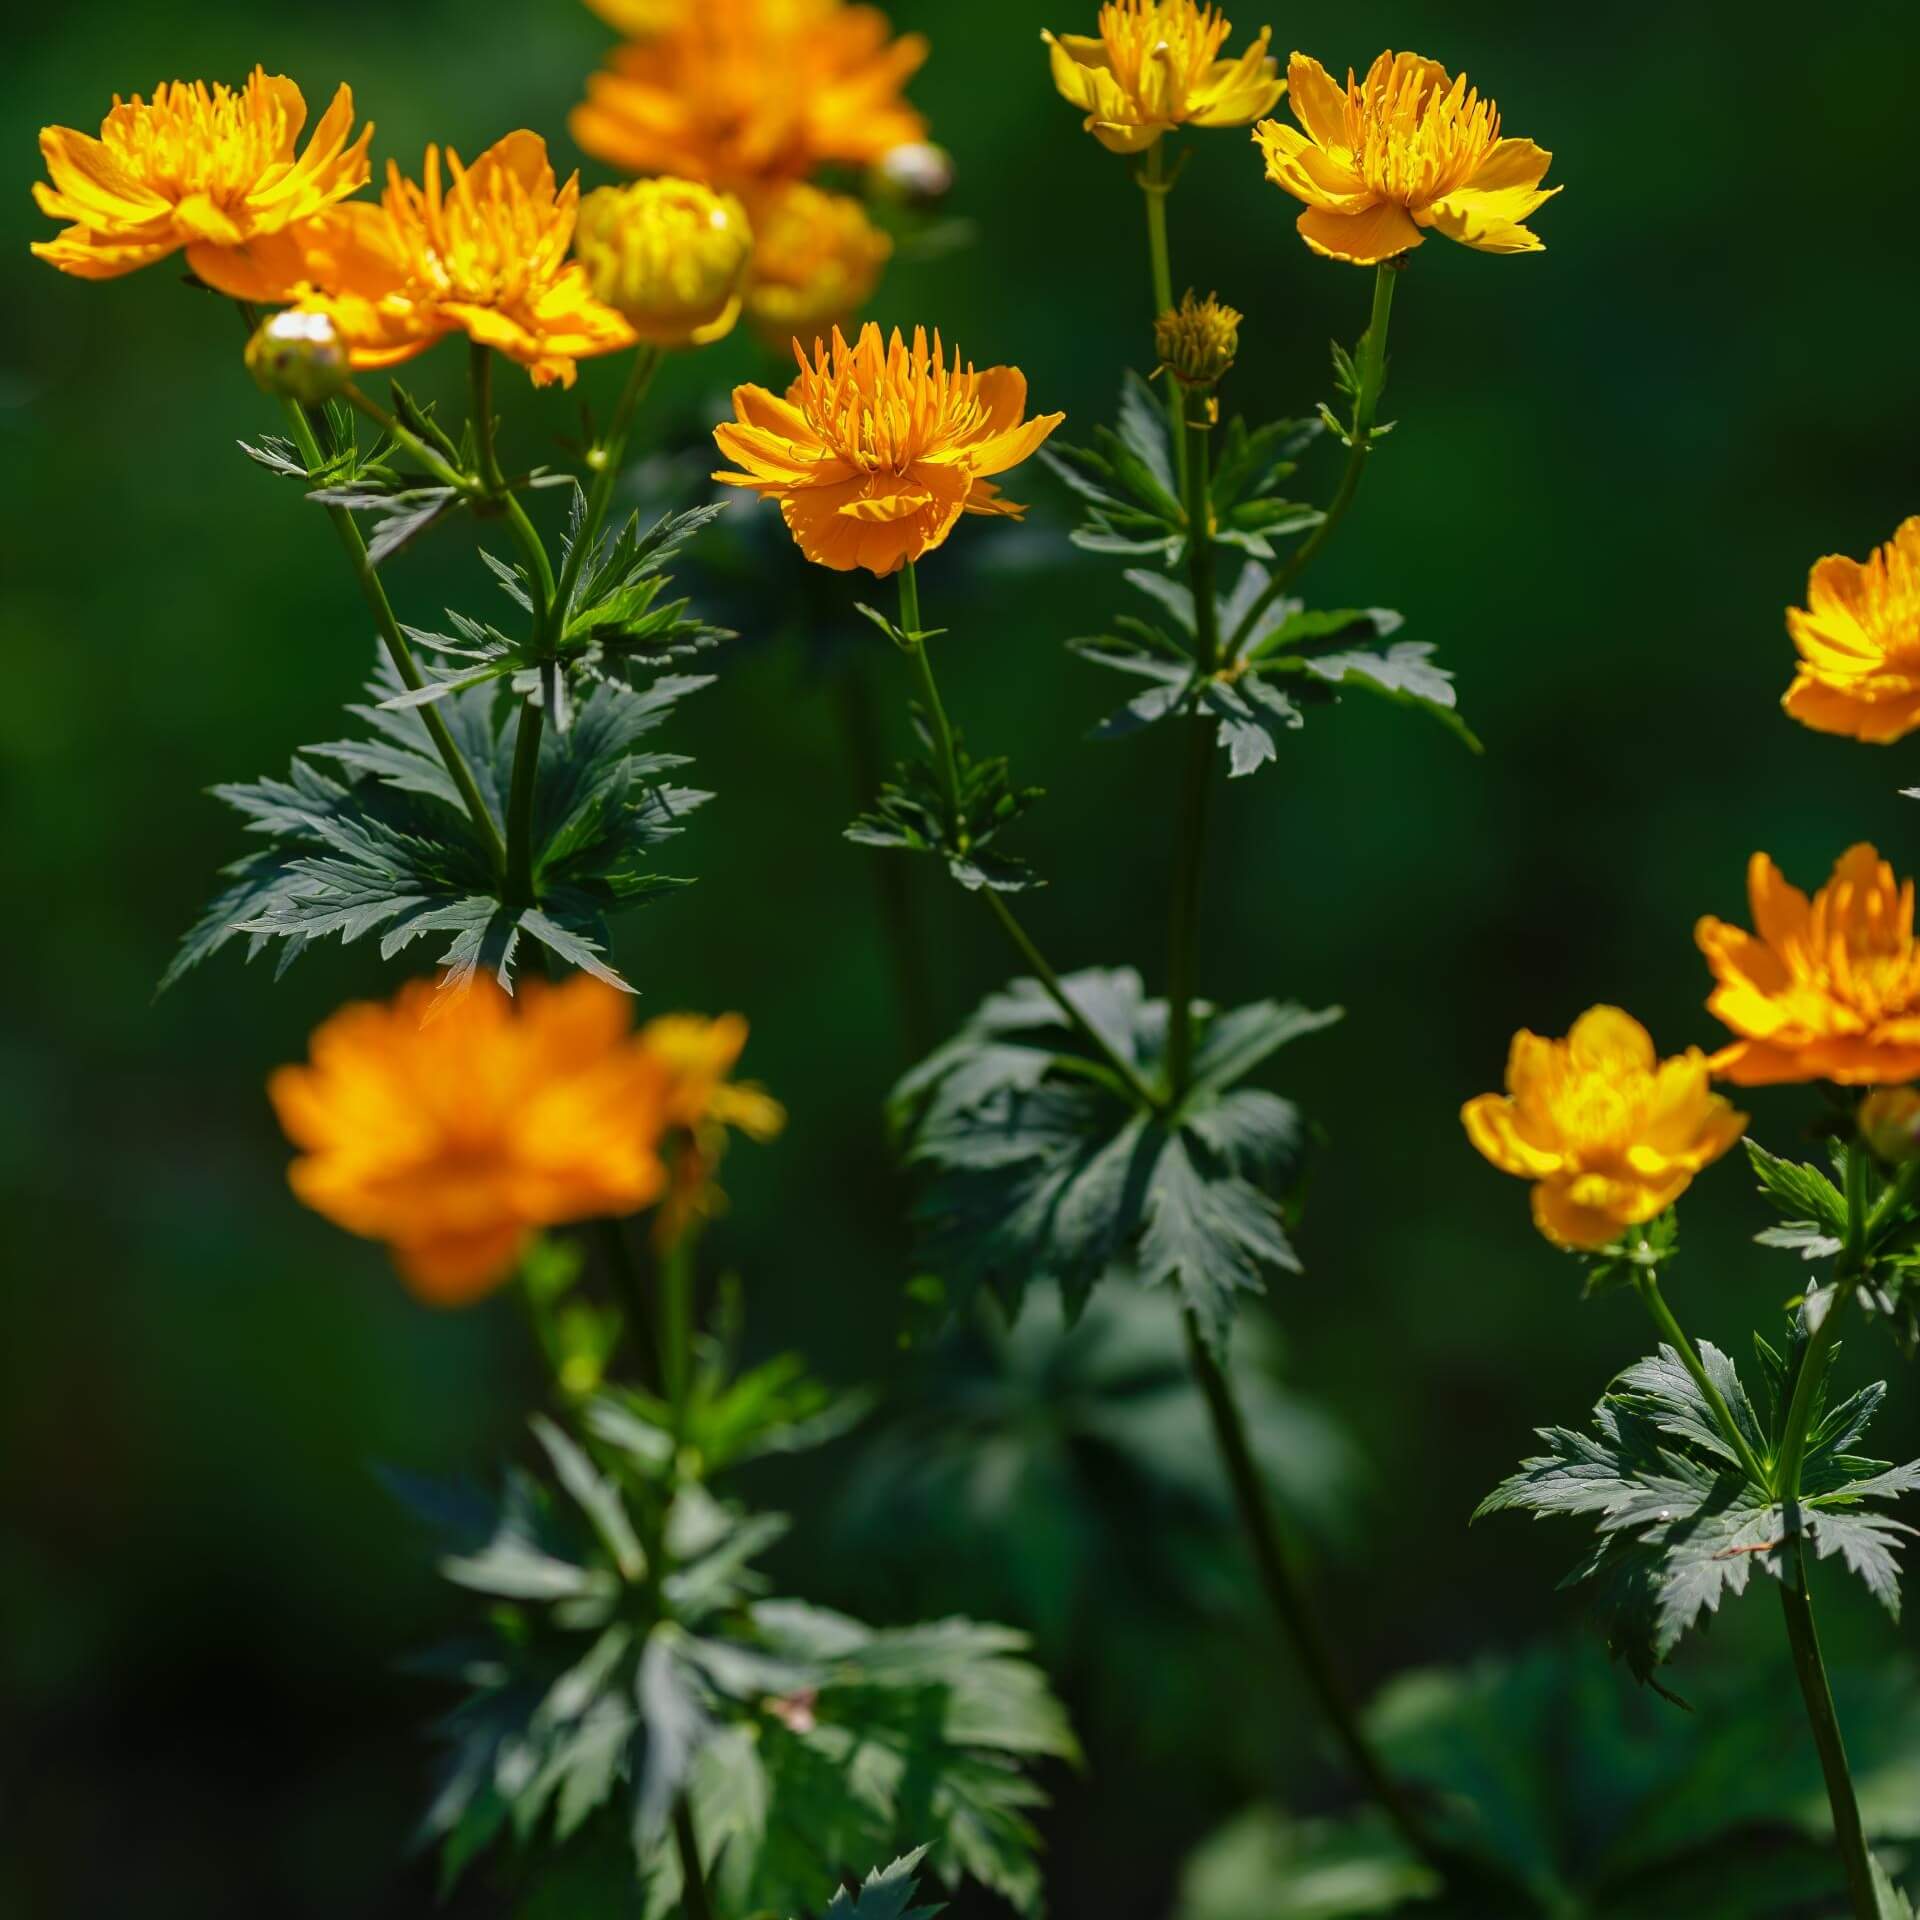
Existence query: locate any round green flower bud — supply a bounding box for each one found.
[1155,290,1242,390]
[245,309,349,405]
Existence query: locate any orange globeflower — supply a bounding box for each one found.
[743,183,892,347]
[1463,1007,1747,1251]
[636,1012,784,1241]
[269,977,668,1305]
[251,133,635,387]
[1782,518,1920,744]
[1699,846,1920,1087]
[1255,51,1557,264]
[31,69,371,294]
[570,0,927,199]
[712,323,1065,576]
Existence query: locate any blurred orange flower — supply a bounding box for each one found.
[1783,517,1920,744]
[1699,846,1920,1087]
[269,977,667,1304]
[743,183,892,346]
[570,0,927,199]
[247,133,635,387]
[712,323,1064,576]
[1255,51,1557,264]
[31,69,371,293]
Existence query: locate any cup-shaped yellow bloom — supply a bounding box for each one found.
[268,978,670,1305]
[244,133,636,388]
[1043,1,1281,154]
[743,183,892,347]
[31,69,372,294]
[576,178,753,348]
[1463,1007,1747,1252]
[1255,51,1558,264]
[711,323,1065,576]
[1783,517,1920,744]
[1862,1087,1920,1164]
[572,0,927,199]
[1698,846,1920,1087]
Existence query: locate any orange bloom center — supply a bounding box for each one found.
[1850,534,1920,665]
[384,146,576,309]
[1095,0,1234,107]
[791,326,997,476]
[101,74,306,212]
[1346,57,1500,209]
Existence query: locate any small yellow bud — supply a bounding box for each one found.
[868,141,955,208]
[244,309,348,404]
[1155,289,1242,390]
[574,178,753,349]
[1862,1088,1920,1163]
[744,184,893,348]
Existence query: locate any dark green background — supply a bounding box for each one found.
[7,2,1920,1914]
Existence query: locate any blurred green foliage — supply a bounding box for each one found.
[7,1,1920,1916]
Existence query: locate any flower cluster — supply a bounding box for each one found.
[270,978,780,1303]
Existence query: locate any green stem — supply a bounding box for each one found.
[1631,1271,1769,1489]
[338,383,475,495]
[505,700,545,909]
[673,1798,717,1920]
[554,346,663,622]
[471,343,557,638]
[894,567,1166,1115]
[1183,1314,1459,1880]
[1140,139,1188,496]
[1768,1140,1877,1919]
[1165,389,1219,1099]
[597,1218,661,1389]
[1779,1557,1879,1919]
[1233,260,1400,658]
[275,396,507,878]
[660,1223,696,1440]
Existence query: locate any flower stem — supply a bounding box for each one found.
[274,395,507,879]
[673,1799,717,1920]
[505,700,544,910]
[1630,1271,1769,1489]
[554,345,664,624]
[660,1223,697,1442]
[894,565,1166,1115]
[1165,389,1219,1100]
[1182,1313,1460,1881]
[1233,259,1400,659]
[338,383,475,495]
[471,343,557,639]
[1769,1140,1877,1919]
[1778,1552,1878,1920]
[1139,139,1188,496]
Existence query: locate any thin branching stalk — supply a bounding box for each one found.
[1232,260,1400,658]
[898,564,1167,1116]
[471,342,557,634]
[1630,1271,1769,1487]
[1138,140,1188,496]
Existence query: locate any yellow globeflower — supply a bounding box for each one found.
[711,323,1065,576]
[576,178,753,347]
[248,133,636,387]
[1698,846,1920,1087]
[571,0,927,199]
[1255,51,1558,264]
[268,978,670,1306]
[1782,518,1920,744]
[744,183,892,347]
[31,69,371,294]
[1043,0,1282,154]
[1463,1007,1747,1252]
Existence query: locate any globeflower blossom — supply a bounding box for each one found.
[1043,0,1282,154]
[571,0,927,199]
[711,324,1065,575]
[252,132,635,387]
[1782,518,1920,744]
[1255,51,1558,264]
[1463,1006,1746,1251]
[31,69,371,294]
[269,978,670,1304]
[1698,846,1920,1087]
[574,177,754,348]
[743,183,892,346]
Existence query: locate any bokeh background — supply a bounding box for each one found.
[7,1,1920,1915]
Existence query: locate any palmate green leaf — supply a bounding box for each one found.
[394,1413,1074,1917]
[1216,1636,1920,1918]
[1477,1326,1920,1681]
[890,968,1341,1353]
[1072,561,1471,771]
[163,653,710,999]
[822,1851,943,1920]
[1746,1139,1850,1262]
[848,714,1045,893]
